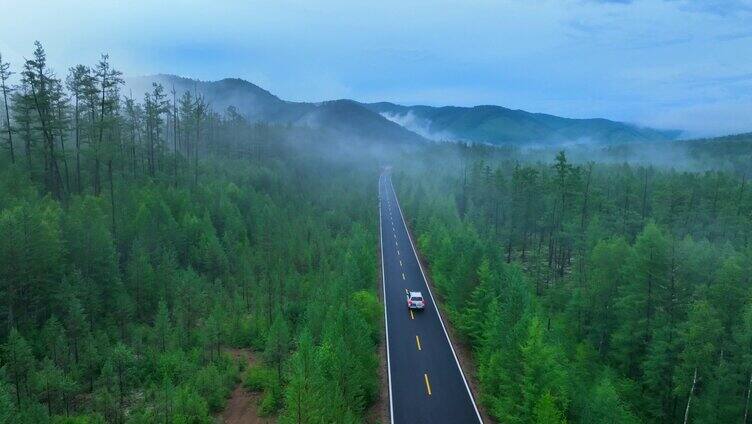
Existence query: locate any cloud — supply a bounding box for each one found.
[674,0,752,16]
[587,0,752,15]
[642,100,752,138]
[2,0,752,136]
[379,111,455,141]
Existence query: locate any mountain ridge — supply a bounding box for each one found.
[126,74,425,144]
[363,101,681,145]
[125,74,679,146]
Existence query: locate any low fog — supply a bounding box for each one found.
[120,73,752,179]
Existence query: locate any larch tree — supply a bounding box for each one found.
[677,300,722,424]
[65,64,92,193]
[22,41,64,199]
[10,83,34,172]
[2,328,36,406]
[0,52,13,163]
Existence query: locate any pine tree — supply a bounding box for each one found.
[534,391,567,424]
[154,299,171,353]
[10,83,35,173]
[0,200,63,330]
[122,93,144,177]
[50,79,72,194]
[35,357,71,416]
[61,283,88,364]
[459,258,496,345]
[40,316,67,368]
[265,312,290,385]
[612,222,669,377]
[178,91,194,162]
[676,300,722,424]
[144,83,168,177]
[22,41,64,199]
[0,378,16,423]
[738,304,752,424]
[0,52,13,163]
[96,360,118,422]
[281,330,318,423]
[520,317,568,423]
[581,375,639,424]
[2,328,35,406]
[193,95,207,186]
[92,54,123,196]
[65,65,92,193]
[110,342,134,416]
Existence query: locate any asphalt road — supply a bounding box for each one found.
[379,173,483,424]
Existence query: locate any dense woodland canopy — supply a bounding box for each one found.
[394,145,752,423]
[2,42,752,424]
[0,43,380,423]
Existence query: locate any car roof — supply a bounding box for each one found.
[409,291,423,297]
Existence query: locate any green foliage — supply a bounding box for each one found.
[534,392,567,424]
[0,42,380,423]
[172,386,212,424]
[351,290,382,344]
[397,146,752,423]
[258,385,282,417]
[243,364,277,392]
[0,378,16,424]
[579,375,639,424]
[9,40,751,424]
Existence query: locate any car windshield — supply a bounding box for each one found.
[411,296,423,302]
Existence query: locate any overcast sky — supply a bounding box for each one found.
[2,0,752,137]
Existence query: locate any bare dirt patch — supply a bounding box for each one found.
[220,348,276,424]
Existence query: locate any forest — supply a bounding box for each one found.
[2,41,752,424]
[0,43,380,423]
[393,144,752,423]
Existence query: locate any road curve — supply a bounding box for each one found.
[379,173,483,424]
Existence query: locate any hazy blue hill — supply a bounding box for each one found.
[365,102,680,145]
[125,74,308,122]
[127,75,679,146]
[126,75,424,144]
[303,100,425,143]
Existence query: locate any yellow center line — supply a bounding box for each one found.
[402,272,406,280]
[416,335,422,351]
[410,309,414,320]
[424,373,432,396]
[399,260,403,267]
[397,250,400,256]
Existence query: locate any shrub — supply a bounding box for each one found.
[258,385,282,417]
[243,364,276,392]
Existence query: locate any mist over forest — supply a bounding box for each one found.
[1,39,752,424]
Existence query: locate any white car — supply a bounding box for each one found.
[406,290,425,309]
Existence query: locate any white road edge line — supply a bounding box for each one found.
[388,175,484,424]
[379,175,395,424]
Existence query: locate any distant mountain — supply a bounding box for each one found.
[125,75,424,144]
[126,75,679,146]
[363,102,680,145]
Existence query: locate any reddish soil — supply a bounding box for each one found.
[220,348,276,424]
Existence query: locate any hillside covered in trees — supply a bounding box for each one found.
[364,102,679,145]
[0,43,381,423]
[394,144,752,423]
